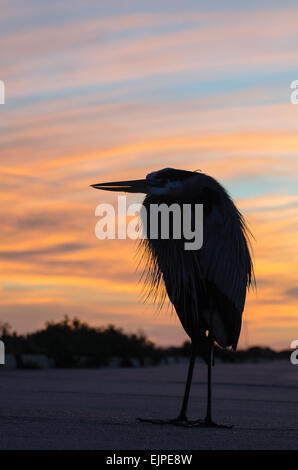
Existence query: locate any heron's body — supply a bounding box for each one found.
[141,171,253,362]
[92,167,254,427]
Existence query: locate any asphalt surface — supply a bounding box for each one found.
[0,360,297,450]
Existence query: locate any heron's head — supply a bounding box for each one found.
[91,168,196,196]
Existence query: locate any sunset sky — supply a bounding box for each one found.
[1,0,298,349]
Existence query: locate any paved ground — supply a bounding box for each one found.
[0,360,297,449]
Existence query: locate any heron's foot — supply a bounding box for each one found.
[137,415,189,426]
[186,417,233,429]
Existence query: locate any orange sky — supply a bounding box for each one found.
[0,1,298,348]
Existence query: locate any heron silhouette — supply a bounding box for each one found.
[92,168,254,428]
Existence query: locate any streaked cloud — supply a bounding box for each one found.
[285,288,298,298]
[0,0,297,348]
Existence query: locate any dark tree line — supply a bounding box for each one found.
[0,317,163,367]
[0,318,290,368]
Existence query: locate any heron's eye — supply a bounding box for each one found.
[155,178,169,186]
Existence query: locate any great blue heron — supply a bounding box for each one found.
[92,168,254,428]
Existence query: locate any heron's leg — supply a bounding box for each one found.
[138,343,197,425]
[176,341,197,421]
[187,314,233,429]
[188,335,232,428]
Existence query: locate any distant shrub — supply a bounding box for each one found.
[1,318,290,368]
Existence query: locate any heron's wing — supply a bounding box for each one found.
[198,202,254,347]
[137,189,254,351]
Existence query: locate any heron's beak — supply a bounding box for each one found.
[91,179,149,193]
